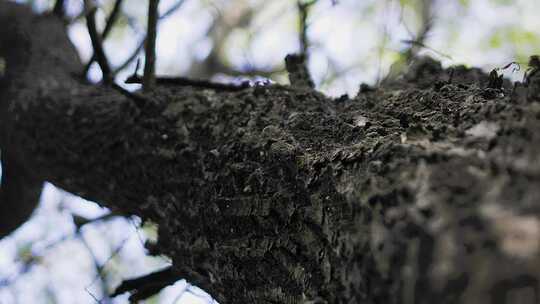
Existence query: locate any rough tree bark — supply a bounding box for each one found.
[2,2,540,303]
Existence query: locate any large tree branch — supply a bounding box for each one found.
[2,2,540,303]
[0,148,43,238]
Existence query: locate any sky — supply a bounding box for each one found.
[2,0,540,303]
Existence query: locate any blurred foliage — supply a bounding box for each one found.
[15,0,540,94]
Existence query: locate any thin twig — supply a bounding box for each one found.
[161,0,186,19]
[0,211,120,292]
[83,0,125,76]
[186,1,280,79]
[297,0,316,56]
[85,234,133,301]
[80,234,111,304]
[400,39,452,60]
[293,1,317,88]
[53,0,65,18]
[110,266,176,300]
[113,38,145,75]
[85,1,112,84]
[111,83,149,108]
[143,0,160,91]
[375,0,390,85]
[112,0,187,76]
[284,53,314,88]
[98,0,126,44]
[73,213,120,232]
[406,0,433,62]
[125,74,252,91]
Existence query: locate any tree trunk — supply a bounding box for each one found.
[2,2,540,303]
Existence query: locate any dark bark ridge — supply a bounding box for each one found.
[2,2,540,303]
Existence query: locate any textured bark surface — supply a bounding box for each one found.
[2,2,540,303]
